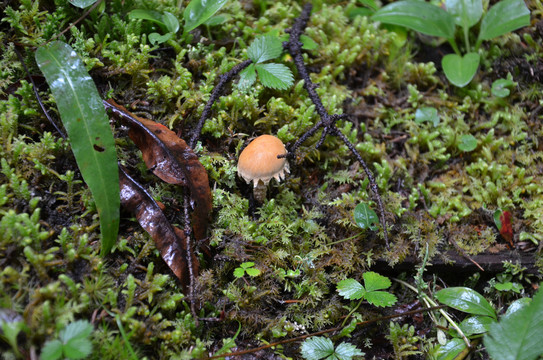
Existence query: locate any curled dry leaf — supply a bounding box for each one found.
[119,166,197,292]
[104,100,212,243]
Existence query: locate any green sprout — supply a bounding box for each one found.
[233,262,261,278]
[372,0,530,87]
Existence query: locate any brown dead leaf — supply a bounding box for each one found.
[119,166,197,293]
[105,99,212,243]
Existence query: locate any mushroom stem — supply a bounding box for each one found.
[253,180,267,203]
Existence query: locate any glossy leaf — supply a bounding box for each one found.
[444,0,483,28]
[457,134,478,152]
[504,297,532,319]
[436,338,466,360]
[35,41,119,255]
[104,100,212,245]
[162,11,180,33]
[372,1,455,38]
[435,287,496,319]
[494,209,503,230]
[255,63,294,90]
[484,289,543,360]
[442,52,480,87]
[183,0,228,33]
[68,0,98,8]
[354,203,379,231]
[458,315,495,336]
[119,167,197,292]
[247,35,283,64]
[478,0,530,42]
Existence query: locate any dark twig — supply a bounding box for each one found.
[282,3,389,248]
[206,305,445,359]
[189,59,253,148]
[14,48,66,139]
[183,193,198,324]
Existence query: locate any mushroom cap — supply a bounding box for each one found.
[237,135,290,187]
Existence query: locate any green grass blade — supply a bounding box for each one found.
[35,41,119,255]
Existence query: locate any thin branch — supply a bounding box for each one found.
[189,59,253,148]
[282,3,389,248]
[206,305,445,359]
[183,193,198,325]
[14,48,66,139]
[47,0,104,45]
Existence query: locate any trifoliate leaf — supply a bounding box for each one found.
[484,289,543,360]
[301,337,334,360]
[255,63,294,90]
[247,36,283,64]
[300,336,364,360]
[363,271,392,292]
[238,63,257,91]
[41,340,64,360]
[337,279,366,300]
[364,291,397,308]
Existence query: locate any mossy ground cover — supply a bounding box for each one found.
[1,0,543,358]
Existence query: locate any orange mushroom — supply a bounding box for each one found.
[237,135,290,203]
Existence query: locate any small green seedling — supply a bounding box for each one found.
[300,336,364,360]
[0,315,27,357]
[238,35,294,90]
[354,203,379,231]
[129,0,229,45]
[491,78,516,98]
[372,0,530,87]
[41,320,94,360]
[233,262,261,278]
[415,107,440,127]
[337,272,397,308]
[457,134,477,152]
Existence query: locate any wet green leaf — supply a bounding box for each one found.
[354,203,379,231]
[436,338,466,360]
[458,315,495,336]
[183,0,228,33]
[35,41,119,255]
[435,287,496,319]
[68,0,98,8]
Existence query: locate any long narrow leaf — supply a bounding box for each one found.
[35,41,119,255]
